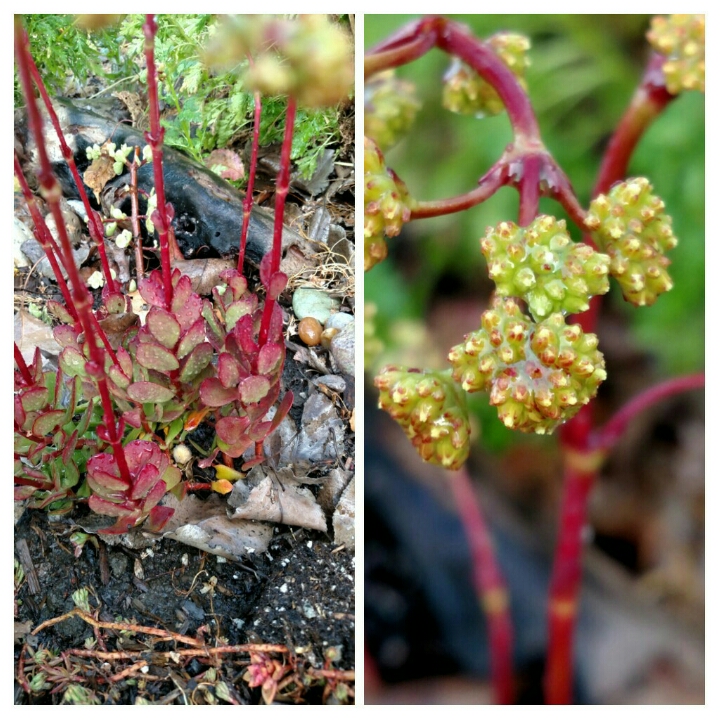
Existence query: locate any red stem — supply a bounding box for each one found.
[27,49,119,295]
[142,14,174,311]
[238,77,262,273]
[517,153,541,226]
[15,153,79,326]
[546,52,680,704]
[411,161,506,219]
[450,466,514,704]
[14,342,33,385]
[259,96,297,348]
[15,17,132,485]
[593,372,704,453]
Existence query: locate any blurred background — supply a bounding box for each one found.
[364,15,704,704]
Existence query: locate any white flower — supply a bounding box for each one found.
[87,271,104,289]
[115,230,132,249]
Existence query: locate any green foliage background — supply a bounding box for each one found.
[365,15,704,437]
[17,14,347,180]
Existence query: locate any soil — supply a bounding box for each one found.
[15,508,354,705]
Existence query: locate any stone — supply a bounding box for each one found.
[292,287,340,324]
[330,320,355,376]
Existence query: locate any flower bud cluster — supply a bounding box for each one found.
[205,15,353,107]
[374,366,471,470]
[365,70,421,152]
[585,178,677,306]
[442,33,531,117]
[647,14,705,94]
[448,296,606,434]
[364,136,415,271]
[480,216,610,321]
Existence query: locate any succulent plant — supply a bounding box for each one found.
[585,177,677,306]
[374,366,471,470]
[480,215,610,321]
[448,296,606,433]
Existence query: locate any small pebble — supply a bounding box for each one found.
[298,317,322,346]
[321,327,339,349]
[292,287,339,324]
[325,312,354,331]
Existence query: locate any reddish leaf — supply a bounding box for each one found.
[87,469,129,497]
[138,271,166,308]
[248,420,273,442]
[147,307,181,349]
[109,364,131,390]
[225,297,256,332]
[59,346,87,377]
[145,504,174,533]
[268,271,288,300]
[53,324,79,348]
[172,278,203,331]
[88,495,135,517]
[124,440,166,477]
[136,342,179,373]
[200,378,238,407]
[233,315,258,356]
[47,300,75,325]
[14,395,26,428]
[141,479,168,511]
[239,376,270,405]
[20,386,48,413]
[267,302,284,343]
[116,347,134,378]
[32,410,65,437]
[257,343,283,376]
[131,463,160,500]
[180,342,213,383]
[104,292,127,315]
[128,381,175,404]
[218,352,241,388]
[271,392,294,431]
[123,408,143,428]
[216,415,251,447]
[177,317,207,359]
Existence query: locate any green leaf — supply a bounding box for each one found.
[136,343,180,373]
[128,382,175,404]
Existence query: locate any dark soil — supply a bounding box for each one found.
[15,508,354,705]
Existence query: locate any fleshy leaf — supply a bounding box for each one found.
[239,375,270,405]
[128,381,175,404]
[147,307,181,349]
[20,387,48,413]
[32,410,66,437]
[257,343,283,376]
[180,342,213,383]
[130,463,160,500]
[59,346,87,377]
[199,377,238,407]
[136,342,180,373]
[216,415,251,447]
[218,352,241,388]
[177,317,207,359]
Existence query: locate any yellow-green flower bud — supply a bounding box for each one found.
[647,15,705,94]
[448,296,606,434]
[375,366,471,470]
[585,178,677,306]
[364,136,415,271]
[480,216,610,321]
[365,70,421,152]
[443,33,531,117]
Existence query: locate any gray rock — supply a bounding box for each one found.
[325,312,354,331]
[292,287,340,324]
[311,374,347,393]
[330,321,355,376]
